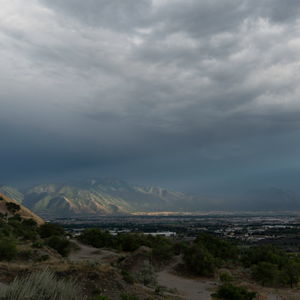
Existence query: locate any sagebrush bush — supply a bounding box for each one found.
[39,223,65,238]
[120,293,139,300]
[0,238,17,261]
[47,235,72,257]
[0,269,86,300]
[212,283,256,300]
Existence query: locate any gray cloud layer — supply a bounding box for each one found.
[1,0,300,200]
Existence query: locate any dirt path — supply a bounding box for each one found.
[156,261,216,300]
[69,240,119,262]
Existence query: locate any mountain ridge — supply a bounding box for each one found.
[1,179,300,217]
[0,179,199,218]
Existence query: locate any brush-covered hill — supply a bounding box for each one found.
[0,193,44,225]
[0,178,200,218]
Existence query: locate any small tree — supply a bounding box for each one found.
[281,258,300,288]
[183,244,216,276]
[152,242,174,261]
[252,262,279,286]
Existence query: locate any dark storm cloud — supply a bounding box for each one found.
[1,0,300,201]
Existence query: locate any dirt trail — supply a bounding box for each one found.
[156,261,216,300]
[69,239,119,262]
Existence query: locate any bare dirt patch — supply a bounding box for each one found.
[156,260,217,300]
[69,239,119,264]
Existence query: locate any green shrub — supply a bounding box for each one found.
[252,262,279,286]
[9,214,22,221]
[39,223,65,238]
[0,269,86,300]
[195,233,238,261]
[4,218,38,241]
[173,241,189,255]
[47,236,72,257]
[116,234,141,251]
[32,240,44,248]
[23,218,37,227]
[120,293,139,300]
[241,244,287,268]
[280,258,300,288]
[212,283,256,300]
[152,242,174,261]
[219,272,233,283]
[0,223,12,238]
[121,270,134,284]
[154,286,164,296]
[137,262,156,286]
[36,254,50,262]
[0,238,17,261]
[79,228,112,248]
[183,244,216,276]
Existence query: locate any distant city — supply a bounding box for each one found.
[56,214,300,252]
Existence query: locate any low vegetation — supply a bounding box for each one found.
[79,228,300,291]
[0,269,85,300]
[78,228,175,262]
[243,244,300,287]
[0,237,17,260]
[0,211,72,260]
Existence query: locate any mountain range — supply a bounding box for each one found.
[1,178,300,218]
[0,178,201,218]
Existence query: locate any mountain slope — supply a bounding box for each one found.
[23,183,132,217]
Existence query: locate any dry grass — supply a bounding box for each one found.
[0,268,86,300]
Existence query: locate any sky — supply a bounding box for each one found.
[1,0,300,200]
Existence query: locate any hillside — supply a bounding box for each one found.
[0,193,44,225]
[0,178,200,218]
